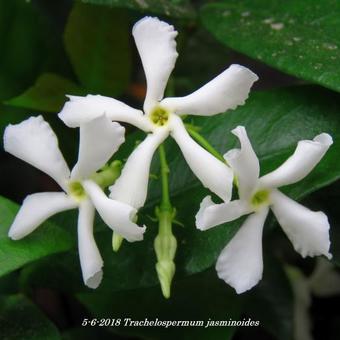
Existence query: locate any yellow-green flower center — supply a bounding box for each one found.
[150,106,169,126]
[251,189,270,208]
[68,181,87,201]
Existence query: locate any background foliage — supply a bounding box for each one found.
[0,0,339,339]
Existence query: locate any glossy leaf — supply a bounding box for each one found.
[0,0,63,100]
[0,196,73,278]
[64,3,131,96]
[201,0,340,92]
[0,294,61,340]
[5,73,84,113]
[78,0,195,18]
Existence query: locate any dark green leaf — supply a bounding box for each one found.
[5,73,84,113]
[0,0,61,100]
[78,270,241,340]
[201,0,340,92]
[0,294,60,340]
[78,0,195,18]
[64,3,131,96]
[0,196,73,278]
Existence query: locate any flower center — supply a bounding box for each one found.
[68,181,87,201]
[251,189,270,208]
[150,106,169,126]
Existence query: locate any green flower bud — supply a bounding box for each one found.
[112,232,124,252]
[154,231,177,299]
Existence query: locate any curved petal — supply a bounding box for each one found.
[77,200,103,289]
[170,115,233,201]
[161,64,258,116]
[196,196,252,230]
[4,116,70,191]
[132,17,178,114]
[271,190,332,259]
[71,115,125,180]
[224,126,259,200]
[215,207,269,294]
[58,95,152,132]
[109,129,168,209]
[8,192,77,240]
[259,133,333,189]
[82,180,146,242]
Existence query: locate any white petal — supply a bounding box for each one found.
[109,129,168,209]
[4,116,70,190]
[71,115,125,180]
[161,64,258,116]
[170,115,233,201]
[216,207,269,294]
[77,200,103,289]
[132,17,178,113]
[196,196,252,230]
[224,126,259,200]
[271,190,332,259]
[8,192,77,240]
[83,180,146,242]
[259,133,333,189]
[58,95,152,132]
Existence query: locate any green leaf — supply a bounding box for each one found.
[0,196,73,278]
[78,0,195,18]
[200,0,340,92]
[0,0,61,100]
[64,3,131,96]
[5,73,84,113]
[20,86,340,295]
[78,270,241,340]
[0,294,60,340]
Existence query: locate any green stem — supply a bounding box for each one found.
[158,144,171,210]
[186,126,226,163]
[154,143,177,299]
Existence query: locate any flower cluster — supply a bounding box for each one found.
[4,17,332,297]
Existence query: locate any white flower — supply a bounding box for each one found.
[58,16,258,210]
[196,126,333,294]
[4,115,146,289]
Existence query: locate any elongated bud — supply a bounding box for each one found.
[154,207,177,299]
[112,232,124,252]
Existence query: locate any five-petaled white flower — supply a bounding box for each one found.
[4,115,146,289]
[57,16,258,212]
[196,126,333,294]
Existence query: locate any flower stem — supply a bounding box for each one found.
[154,143,177,299]
[159,144,171,209]
[185,125,225,163]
